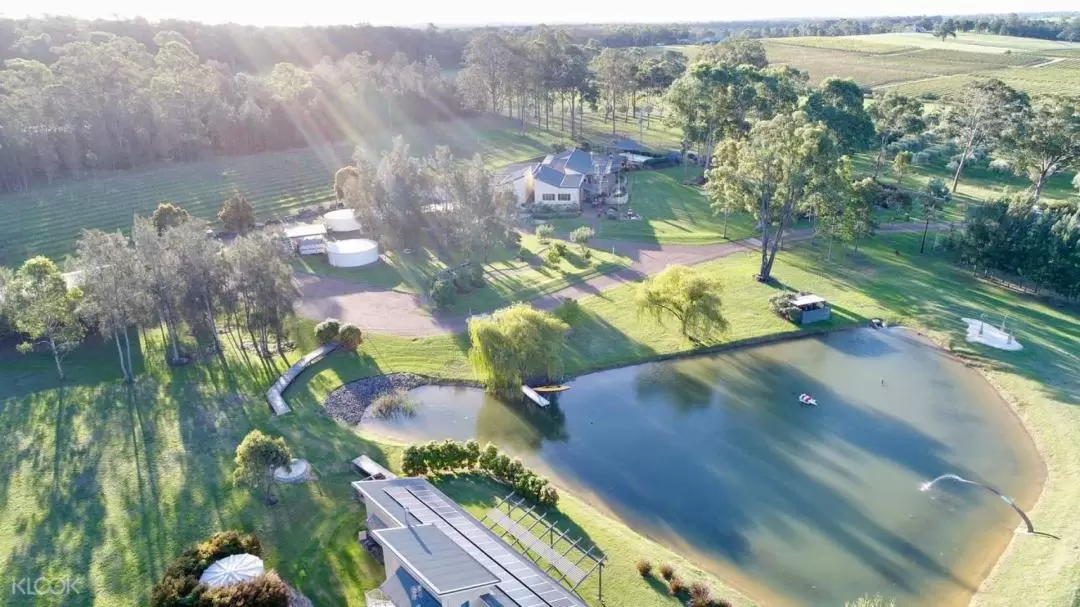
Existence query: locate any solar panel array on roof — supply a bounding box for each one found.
[384,486,583,607]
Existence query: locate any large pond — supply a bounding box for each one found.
[363,329,1043,606]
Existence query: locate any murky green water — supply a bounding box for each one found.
[363,329,1043,605]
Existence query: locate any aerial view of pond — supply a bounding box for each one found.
[362,328,1044,606]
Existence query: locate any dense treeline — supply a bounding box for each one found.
[950,197,1080,298]
[457,28,686,138]
[0,29,461,193]
[0,17,467,69]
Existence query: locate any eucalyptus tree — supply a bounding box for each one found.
[133,216,184,362]
[72,229,145,381]
[164,220,228,353]
[225,233,297,357]
[1002,95,1080,202]
[804,78,874,155]
[698,35,768,68]
[7,256,85,380]
[665,62,803,166]
[920,179,951,254]
[592,48,634,134]
[868,91,924,178]
[940,79,1029,193]
[707,111,841,282]
[151,202,191,234]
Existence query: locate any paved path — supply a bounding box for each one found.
[296,223,936,337]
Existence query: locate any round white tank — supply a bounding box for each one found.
[327,239,379,267]
[324,209,363,232]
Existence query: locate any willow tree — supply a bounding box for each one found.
[636,265,728,342]
[468,304,568,392]
[707,111,841,282]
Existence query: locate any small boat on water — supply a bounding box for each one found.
[798,393,818,406]
[532,385,570,393]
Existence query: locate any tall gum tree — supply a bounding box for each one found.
[707,111,840,282]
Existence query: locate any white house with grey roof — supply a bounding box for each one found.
[500,149,622,212]
[354,477,585,607]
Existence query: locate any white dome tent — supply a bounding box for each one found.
[327,239,379,268]
[324,209,363,233]
[198,554,265,588]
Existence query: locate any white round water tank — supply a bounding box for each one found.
[327,239,379,267]
[324,209,363,232]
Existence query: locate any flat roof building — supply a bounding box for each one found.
[354,478,585,607]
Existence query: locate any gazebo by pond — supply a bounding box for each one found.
[792,294,831,324]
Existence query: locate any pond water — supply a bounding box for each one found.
[362,329,1043,606]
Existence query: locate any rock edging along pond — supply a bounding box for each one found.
[324,373,480,424]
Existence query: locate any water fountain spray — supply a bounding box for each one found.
[920,474,1057,539]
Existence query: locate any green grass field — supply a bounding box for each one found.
[0,116,563,265]
[548,167,758,244]
[295,233,632,315]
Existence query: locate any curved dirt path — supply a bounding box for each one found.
[296,223,935,337]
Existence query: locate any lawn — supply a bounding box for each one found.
[294,233,633,315]
[0,116,562,266]
[549,167,759,245]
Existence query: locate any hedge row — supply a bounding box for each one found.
[402,439,559,506]
[150,531,288,607]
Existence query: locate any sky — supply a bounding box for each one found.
[3,0,1077,27]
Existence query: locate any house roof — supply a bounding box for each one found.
[354,478,585,607]
[542,149,594,175]
[373,524,499,595]
[533,165,584,189]
[379,567,441,607]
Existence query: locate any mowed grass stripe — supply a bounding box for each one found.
[0,118,559,264]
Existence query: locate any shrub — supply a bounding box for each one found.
[517,246,531,261]
[689,581,713,607]
[200,571,289,607]
[768,292,801,322]
[635,559,653,577]
[668,576,687,596]
[314,318,341,345]
[545,247,562,267]
[536,223,554,243]
[403,439,558,506]
[151,532,264,607]
[339,324,362,350]
[583,249,592,260]
[715,599,733,607]
[233,431,291,503]
[659,563,675,581]
[467,263,485,288]
[553,298,584,326]
[430,278,455,308]
[569,226,595,253]
[369,390,417,419]
[453,273,474,293]
[552,242,568,257]
[989,158,1012,174]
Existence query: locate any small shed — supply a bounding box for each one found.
[792,294,831,324]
